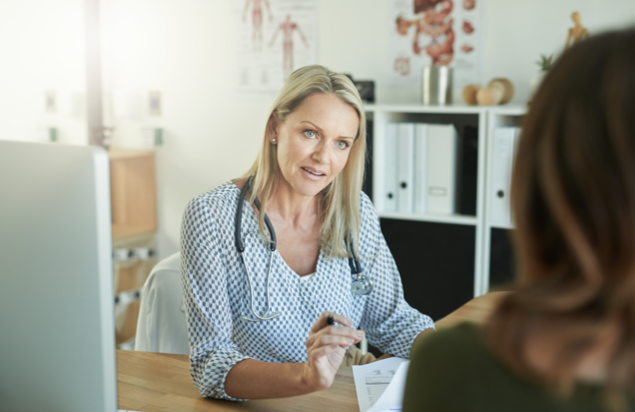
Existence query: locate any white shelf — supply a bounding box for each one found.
[369,104,489,298]
[378,212,478,226]
[365,103,486,114]
[481,110,526,295]
[365,103,527,115]
[487,105,527,116]
[366,103,524,298]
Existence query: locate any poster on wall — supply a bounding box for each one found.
[235,0,318,99]
[388,0,483,102]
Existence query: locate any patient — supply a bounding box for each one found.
[403,29,635,411]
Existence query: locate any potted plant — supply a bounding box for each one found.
[530,54,554,100]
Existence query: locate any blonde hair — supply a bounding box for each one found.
[242,65,367,259]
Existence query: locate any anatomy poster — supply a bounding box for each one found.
[388,0,483,101]
[235,0,318,99]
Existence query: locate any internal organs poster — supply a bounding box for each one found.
[235,0,318,99]
[388,0,483,101]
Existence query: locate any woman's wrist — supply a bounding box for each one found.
[299,361,330,392]
[225,359,317,399]
[299,362,319,392]
[276,361,320,395]
[298,362,313,392]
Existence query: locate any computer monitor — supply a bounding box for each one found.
[0,140,117,411]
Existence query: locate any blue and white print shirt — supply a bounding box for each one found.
[181,182,435,400]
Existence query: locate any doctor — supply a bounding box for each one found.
[181,65,434,401]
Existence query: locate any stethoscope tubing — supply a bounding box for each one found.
[239,251,280,322]
[235,176,371,323]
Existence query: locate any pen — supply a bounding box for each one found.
[327,314,334,326]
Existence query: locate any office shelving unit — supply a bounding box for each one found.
[482,106,526,291]
[364,103,526,320]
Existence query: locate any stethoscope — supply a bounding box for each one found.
[234,177,373,322]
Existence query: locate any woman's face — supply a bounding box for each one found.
[272,92,359,198]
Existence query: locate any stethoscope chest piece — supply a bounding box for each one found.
[351,273,373,296]
[348,250,372,296]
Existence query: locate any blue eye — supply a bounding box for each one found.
[336,140,350,149]
[304,130,316,139]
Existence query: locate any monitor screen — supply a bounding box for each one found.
[0,140,117,412]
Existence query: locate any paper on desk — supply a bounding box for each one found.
[366,361,410,412]
[352,357,409,412]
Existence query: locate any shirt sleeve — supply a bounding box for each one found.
[180,196,251,401]
[402,328,471,412]
[357,195,435,358]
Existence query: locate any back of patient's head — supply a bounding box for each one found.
[489,29,635,393]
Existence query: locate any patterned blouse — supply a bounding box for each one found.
[180,182,435,400]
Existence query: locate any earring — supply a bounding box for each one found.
[272,138,276,143]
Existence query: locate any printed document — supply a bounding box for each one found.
[352,357,410,412]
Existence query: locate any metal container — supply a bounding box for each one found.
[422,66,453,105]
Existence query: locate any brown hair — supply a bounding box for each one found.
[487,29,635,398]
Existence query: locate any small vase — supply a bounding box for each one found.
[422,66,453,105]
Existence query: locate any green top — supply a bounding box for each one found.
[403,322,635,412]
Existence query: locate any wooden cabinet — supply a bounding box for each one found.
[109,148,157,240]
[108,148,158,348]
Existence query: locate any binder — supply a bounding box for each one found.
[414,124,428,214]
[426,124,458,215]
[490,127,519,225]
[397,123,415,213]
[362,119,373,201]
[384,123,398,212]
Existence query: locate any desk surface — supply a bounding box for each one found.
[117,351,358,412]
[117,292,506,412]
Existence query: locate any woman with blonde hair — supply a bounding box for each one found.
[403,29,635,411]
[181,65,434,401]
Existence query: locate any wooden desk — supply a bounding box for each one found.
[117,292,506,411]
[435,291,507,329]
[117,351,358,411]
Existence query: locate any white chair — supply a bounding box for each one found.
[134,252,190,355]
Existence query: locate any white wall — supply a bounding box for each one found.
[101,0,634,258]
[101,0,272,256]
[1,0,633,257]
[481,0,635,103]
[0,0,88,144]
[318,0,635,103]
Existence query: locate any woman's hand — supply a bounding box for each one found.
[301,312,365,391]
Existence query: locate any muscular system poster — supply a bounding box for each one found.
[235,0,318,99]
[388,0,483,102]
